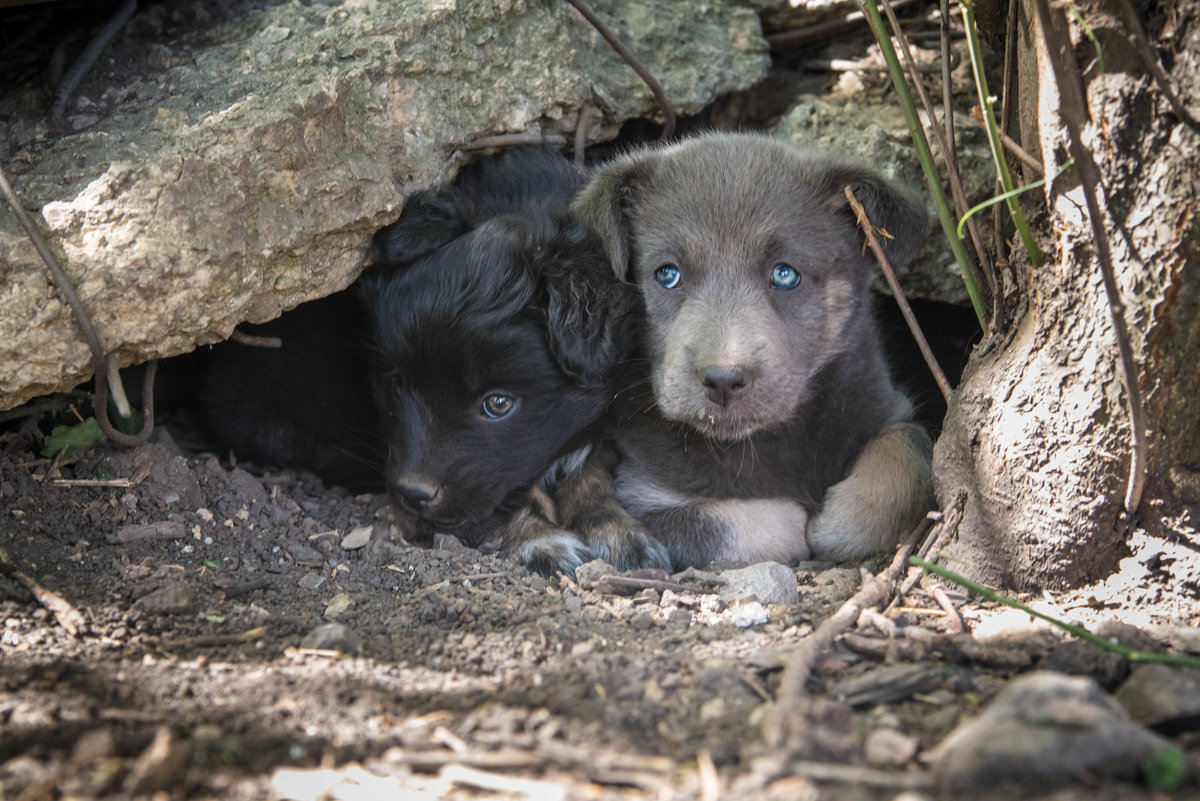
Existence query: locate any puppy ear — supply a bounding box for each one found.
[819,164,928,269]
[541,222,640,388]
[370,188,474,268]
[571,155,652,281]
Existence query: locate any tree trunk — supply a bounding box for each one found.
[933,0,1200,589]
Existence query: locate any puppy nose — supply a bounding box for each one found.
[395,483,433,512]
[702,365,748,407]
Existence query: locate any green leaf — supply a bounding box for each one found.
[1145,745,1186,790]
[205,614,227,624]
[203,559,222,569]
[40,417,105,458]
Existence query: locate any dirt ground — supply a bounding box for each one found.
[3,1,1200,799]
[2,420,1199,800]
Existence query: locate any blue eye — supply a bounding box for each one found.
[771,263,801,290]
[481,393,517,419]
[654,264,682,289]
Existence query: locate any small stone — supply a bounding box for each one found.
[340,525,373,550]
[727,600,769,628]
[930,671,1172,795]
[575,559,618,589]
[133,583,194,615]
[300,622,360,655]
[629,611,655,630]
[1115,663,1200,727]
[563,595,583,615]
[286,542,324,565]
[125,726,188,794]
[324,592,355,620]
[864,727,919,767]
[719,561,799,605]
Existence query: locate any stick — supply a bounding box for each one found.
[845,187,952,401]
[0,551,87,637]
[763,525,922,748]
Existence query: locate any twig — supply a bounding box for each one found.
[763,525,923,748]
[465,132,568,150]
[0,161,155,446]
[439,765,565,799]
[879,0,1000,333]
[229,329,282,348]
[1033,0,1146,513]
[594,574,690,595]
[789,760,932,790]
[219,576,273,599]
[0,550,87,637]
[51,477,133,488]
[968,106,1044,174]
[846,187,952,401]
[49,0,137,129]
[898,493,964,598]
[158,626,268,650]
[562,0,676,142]
[574,102,593,168]
[858,0,989,333]
[920,574,965,633]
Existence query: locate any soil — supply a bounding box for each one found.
[3,2,1200,799]
[2,421,1199,800]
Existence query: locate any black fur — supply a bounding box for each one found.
[198,149,639,561]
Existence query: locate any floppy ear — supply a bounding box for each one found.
[818,163,928,269]
[370,188,474,268]
[570,155,653,282]
[540,221,641,389]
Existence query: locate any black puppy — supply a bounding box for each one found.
[201,149,665,572]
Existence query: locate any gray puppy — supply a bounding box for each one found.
[571,132,933,568]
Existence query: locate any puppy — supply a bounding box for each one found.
[572,132,934,568]
[202,148,666,573]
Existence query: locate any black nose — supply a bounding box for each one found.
[395,484,432,512]
[702,365,747,407]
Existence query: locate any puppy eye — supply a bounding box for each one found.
[770,263,801,290]
[481,393,518,420]
[654,264,682,289]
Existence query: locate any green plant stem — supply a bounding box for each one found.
[956,158,1074,240]
[910,556,1200,668]
[858,0,989,334]
[960,0,1044,265]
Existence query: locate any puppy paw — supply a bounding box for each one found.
[589,525,672,572]
[809,422,932,561]
[511,530,598,579]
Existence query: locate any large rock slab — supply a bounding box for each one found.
[0,0,769,411]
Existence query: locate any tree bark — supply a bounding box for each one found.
[933,0,1200,589]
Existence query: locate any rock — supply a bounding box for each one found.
[929,671,1173,795]
[718,562,799,605]
[323,592,356,621]
[1039,639,1129,689]
[125,727,189,795]
[1114,663,1200,728]
[726,600,769,627]
[340,525,373,550]
[575,559,618,589]
[299,622,360,655]
[132,583,194,615]
[863,727,919,767]
[0,0,769,410]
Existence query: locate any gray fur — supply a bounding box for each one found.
[572,132,933,568]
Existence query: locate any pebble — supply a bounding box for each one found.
[575,559,617,589]
[726,600,769,628]
[340,525,373,550]
[324,593,355,620]
[132,583,194,616]
[930,670,1172,794]
[863,727,918,767]
[1114,663,1200,727]
[300,622,360,655]
[718,562,799,605]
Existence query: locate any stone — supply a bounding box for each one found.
[929,671,1173,795]
[299,622,360,655]
[1114,663,1200,728]
[323,592,356,621]
[863,727,919,768]
[726,600,769,627]
[718,561,799,605]
[0,0,769,410]
[340,525,373,550]
[132,583,194,616]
